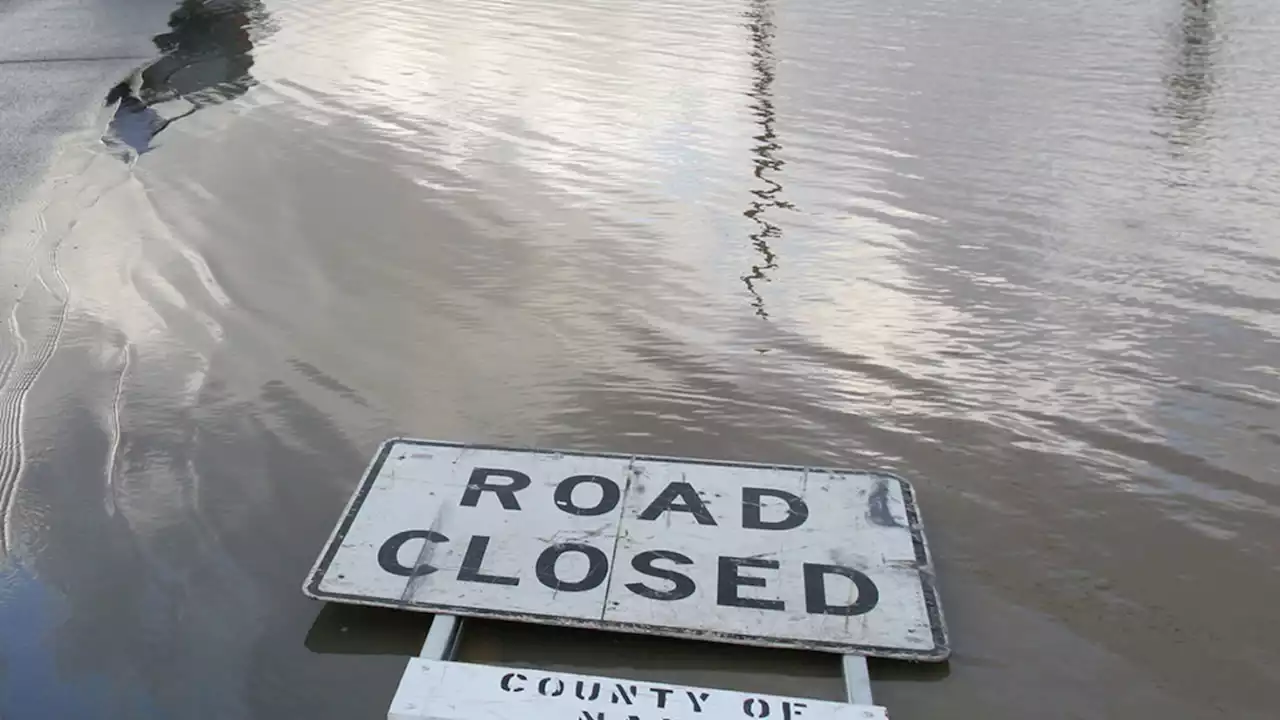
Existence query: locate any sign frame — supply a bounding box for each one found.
[304,438,949,661]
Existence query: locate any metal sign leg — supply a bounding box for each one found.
[390,615,465,719]
[418,614,462,660]
[842,654,873,706]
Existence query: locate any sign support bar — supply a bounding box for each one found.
[418,613,462,661]
[842,654,873,705]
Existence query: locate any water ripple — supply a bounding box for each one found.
[2,0,1279,717]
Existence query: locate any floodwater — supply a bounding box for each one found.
[1,0,1278,717]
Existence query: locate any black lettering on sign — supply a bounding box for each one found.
[744,698,771,718]
[457,535,519,586]
[499,672,526,692]
[579,713,604,720]
[460,467,531,510]
[686,691,710,712]
[803,563,879,616]
[574,680,602,701]
[741,488,809,531]
[637,482,717,526]
[611,684,638,705]
[718,557,784,611]
[537,677,566,697]
[377,530,447,577]
[626,550,696,601]
[554,475,622,516]
[783,701,808,719]
[650,687,673,709]
[535,543,609,592]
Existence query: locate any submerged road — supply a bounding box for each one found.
[2,0,1280,718]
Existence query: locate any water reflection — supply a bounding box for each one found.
[0,564,154,716]
[141,0,270,107]
[103,81,197,160]
[741,0,789,319]
[102,0,270,161]
[14,0,1280,716]
[1161,0,1219,154]
[21,370,381,717]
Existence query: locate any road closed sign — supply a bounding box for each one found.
[305,439,948,660]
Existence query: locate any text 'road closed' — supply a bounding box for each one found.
[376,467,879,616]
[308,441,949,660]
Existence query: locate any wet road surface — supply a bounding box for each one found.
[1,0,1278,717]
[0,0,176,234]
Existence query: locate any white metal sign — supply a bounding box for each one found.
[389,659,887,720]
[305,439,948,660]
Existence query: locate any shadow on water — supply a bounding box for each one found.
[102,0,271,159]
[303,604,430,657]
[1159,0,1219,157]
[740,0,791,319]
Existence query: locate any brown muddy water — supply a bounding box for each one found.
[1,0,1278,717]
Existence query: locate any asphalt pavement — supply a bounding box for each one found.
[0,0,175,231]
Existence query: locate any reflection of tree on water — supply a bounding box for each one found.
[741,0,792,319]
[1160,0,1219,154]
[141,0,271,107]
[103,0,270,160]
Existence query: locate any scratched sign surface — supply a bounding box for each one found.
[305,439,948,660]
[389,659,887,720]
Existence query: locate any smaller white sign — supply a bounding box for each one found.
[389,659,887,720]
